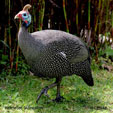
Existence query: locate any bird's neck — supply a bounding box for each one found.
[18,25,32,61]
[18,25,30,43]
[19,25,29,36]
[22,21,30,28]
[21,23,29,29]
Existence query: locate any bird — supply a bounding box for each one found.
[14,4,94,103]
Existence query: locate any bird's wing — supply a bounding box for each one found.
[61,39,89,64]
[69,44,88,63]
[31,30,89,64]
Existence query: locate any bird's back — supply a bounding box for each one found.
[31,30,89,63]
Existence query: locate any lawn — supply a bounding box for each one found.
[0,69,113,113]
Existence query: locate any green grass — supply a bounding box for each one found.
[0,69,113,113]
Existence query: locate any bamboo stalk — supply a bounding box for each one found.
[40,0,45,30]
[63,0,69,32]
[104,0,109,40]
[15,21,22,72]
[32,6,36,31]
[4,28,7,55]
[8,0,13,70]
[88,0,90,30]
[38,0,45,30]
[98,0,104,50]
[16,45,19,72]
[105,0,109,27]
[98,0,103,35]
[75,0,78,34]
[111,11,113,37]
[15,21,21,72]
[93,1,101,62]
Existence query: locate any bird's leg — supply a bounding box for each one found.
[36,82,57,103]
[53,77,64,102]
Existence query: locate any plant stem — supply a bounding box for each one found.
[8,0,13,70]
[63,0,69,32]
[88,0,90,30]
[4,28,7,55]
[75,0,78,34]
[111,11,113,37]
[38,0,45,30]
[16,45,19,72]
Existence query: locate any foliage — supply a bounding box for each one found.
[0,54,30,81]
[103,46,113,57]
[0,54,9,65]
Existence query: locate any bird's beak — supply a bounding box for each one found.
[14,13,21,19]
[14,14,19,19]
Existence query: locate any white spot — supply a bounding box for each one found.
[60,52,66,58]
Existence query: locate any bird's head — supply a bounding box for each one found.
[14,4,31,27]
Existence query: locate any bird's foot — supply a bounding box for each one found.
[52,96,64,102]
[43,87,50,98]
[36,86,50,103]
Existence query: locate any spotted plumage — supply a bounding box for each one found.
[14,4,94,103]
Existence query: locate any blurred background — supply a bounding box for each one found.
[0,0,113,75]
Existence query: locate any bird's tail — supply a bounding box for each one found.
[81,73,94,86]
[71,59,94,86]
[80,60,94,86]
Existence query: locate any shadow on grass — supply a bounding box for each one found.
[74,96,108,110]
[37,94,108,111]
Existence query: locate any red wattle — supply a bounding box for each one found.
[24,20,28,24]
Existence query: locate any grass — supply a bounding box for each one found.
[0,69,113,113]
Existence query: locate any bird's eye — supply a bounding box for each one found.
[23,13,27,16]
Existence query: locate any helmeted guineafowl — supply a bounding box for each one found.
[14,4,94,103]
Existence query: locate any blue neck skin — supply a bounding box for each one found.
[22,14,31,28]
[22,21,31,28]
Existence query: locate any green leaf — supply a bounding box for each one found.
[2,54,8,61]
[0,40,10,48]
[105,47,113,56]
[0,61,7,65]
